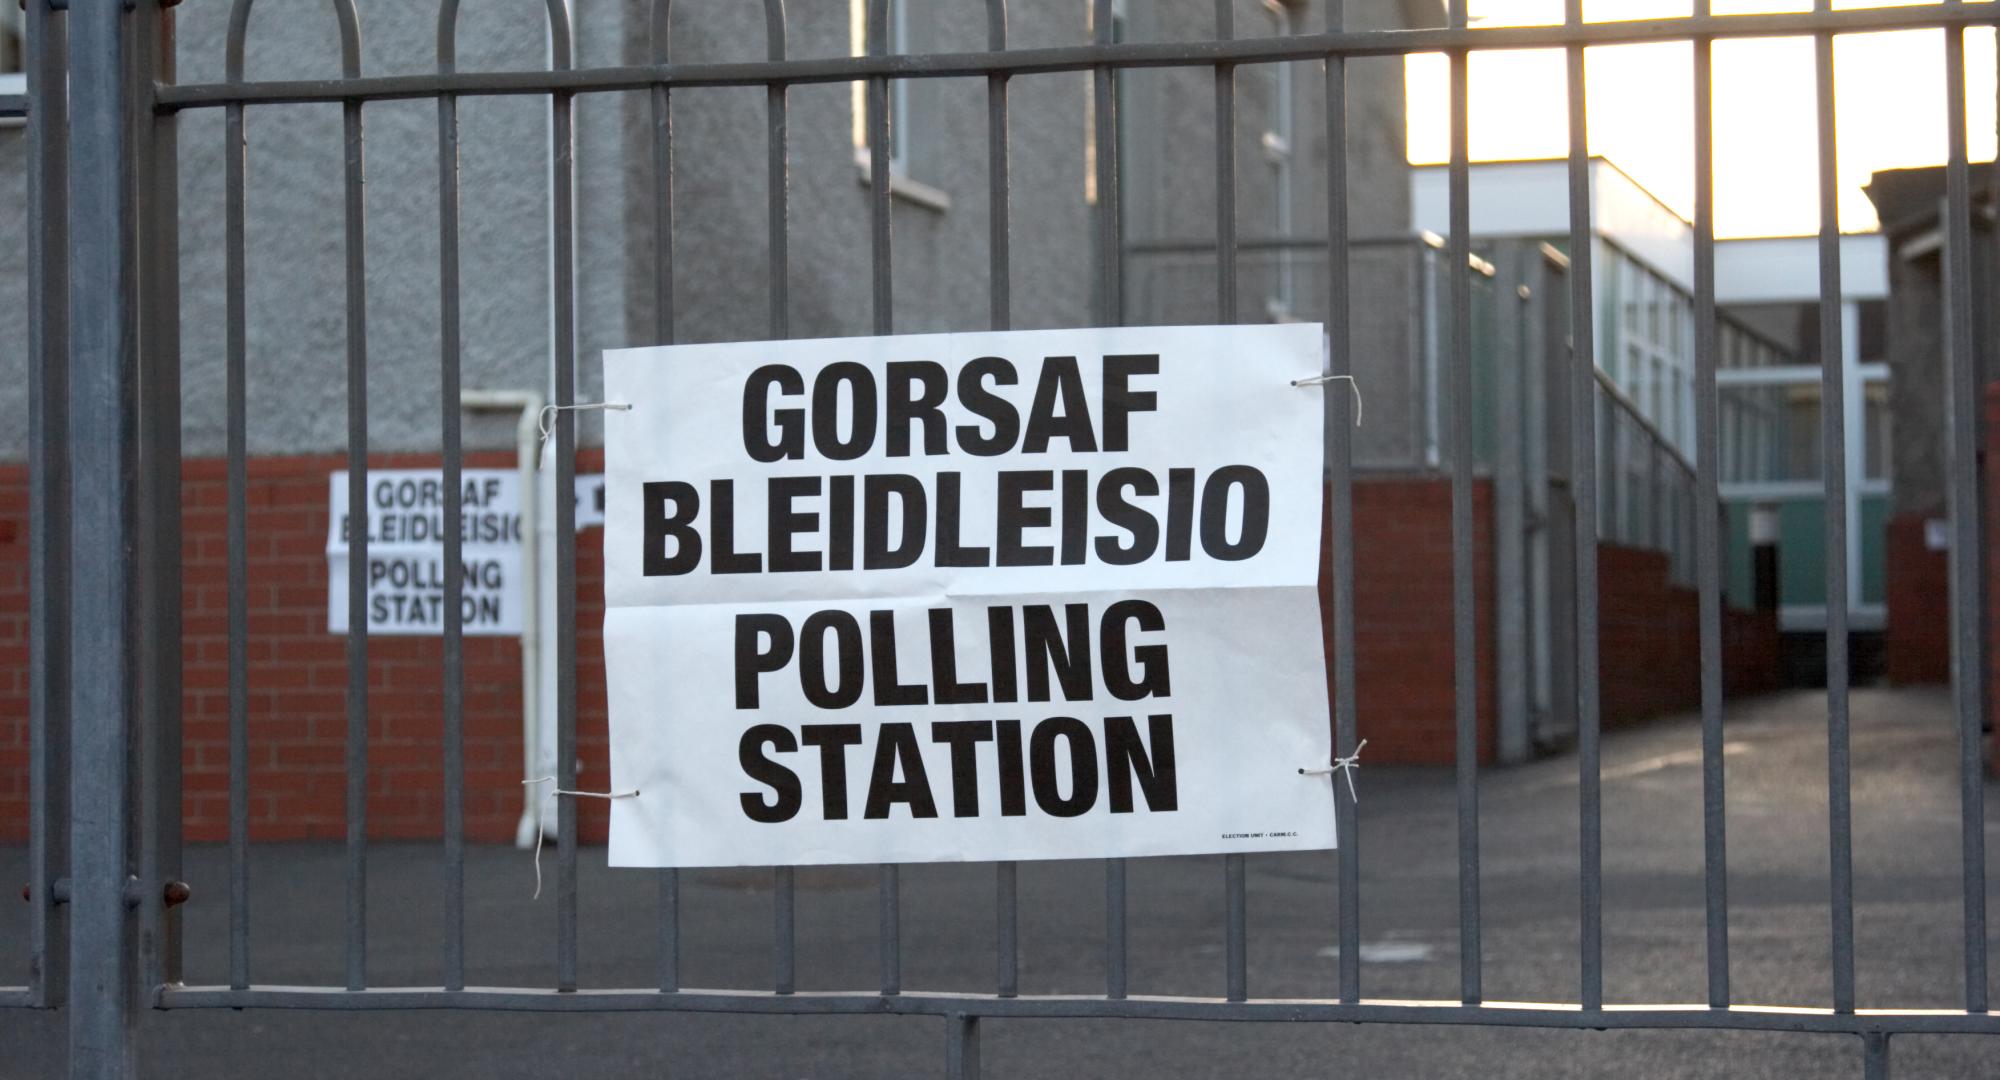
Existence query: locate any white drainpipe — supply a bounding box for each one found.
[459,389,546,849]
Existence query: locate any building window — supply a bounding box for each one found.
[1604,248,1695,458]
[850,0,949,210]
[1,5,25,102]
[1083,0,1127,208]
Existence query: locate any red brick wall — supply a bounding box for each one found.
[1886,511,1951,685]
[1598,544,1783,723]
[1597,545,1700,724]
[0,453,614,846]
[1723,602,1785,703]
[1319,476,1499,765]
[1,461,1788,840]
[1989,385,2000,776]
[182,452,616,844]
[0,477,26,840]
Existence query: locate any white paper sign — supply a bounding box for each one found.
[601,325,1335,868]
[575,474,608,531]
[327,469,526,635]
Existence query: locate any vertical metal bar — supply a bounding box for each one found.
[549,7,581,995]
[1523,254,1553,733]
[1323,0,1362,1008]
[1812,0,1855,1014]
[1862,1032,1891,1080]
[994,862,1017,998]
[987,0,1018,1002]
[1211,0,1247,1007]
[760,0,798,999]
[1691,0,1731,1010]
[659,864,680,994]
[865,0,899,997]
[1092,0,1120,329]
[1104,861,1126,1000]
[1224,854,1246,1002]
[25,0,72,1011]
[946,1013,982,1080]
[1419,243,1438,464]
[1610,395,1624,542]
[1447,0,1482,1007]
[137,0,185,993]
[1092,0,1126,1003]
[1649,436,1665,552]
[868,0,893,337]
[766,7,788,341]
[66,0,138,1070]
[1214,3,1236,329]
[1681,469,1694,582]
[987,0,1009,333]
[879,863,901,996]
[1495,248,1529,766]
[775,865,795,994]
[649,0,680,996]
[335,4,370,994]
[222,1,251,995]
[1563,0,1604,1013]
[1940,7,1990,1016]
[435,7,466,996]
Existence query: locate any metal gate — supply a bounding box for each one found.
[8,1,1999,1077]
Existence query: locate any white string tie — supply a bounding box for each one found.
[1290,373,1363,426]
[1298,738,1368,803]
[538,402,633,449]
[521,776,639,899]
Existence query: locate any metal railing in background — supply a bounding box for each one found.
[1124,232,1496,471]
[1129,229,1714,589]
[14,2,1999,1079]
[1597,367,1699,584]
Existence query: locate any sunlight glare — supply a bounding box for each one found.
[1406,1,1999,237]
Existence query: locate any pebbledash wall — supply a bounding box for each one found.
[0,459,1786,845]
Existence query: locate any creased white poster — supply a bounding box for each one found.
[601,324,1334,868]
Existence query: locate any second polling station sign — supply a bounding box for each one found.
[601,325,1335,868]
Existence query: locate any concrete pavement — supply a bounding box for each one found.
[4,686,1997,1077]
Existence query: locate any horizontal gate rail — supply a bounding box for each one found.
[24,0,1999,1077]
[150,5,2000,109]
[149,988,2000,1036]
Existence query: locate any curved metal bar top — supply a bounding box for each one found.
[227,0,364,82]
[439,0,574,72]
[649,1,787,64]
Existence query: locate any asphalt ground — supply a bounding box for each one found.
[5,686,1999,1077]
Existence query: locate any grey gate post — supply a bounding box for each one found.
[66,0,143,1077]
